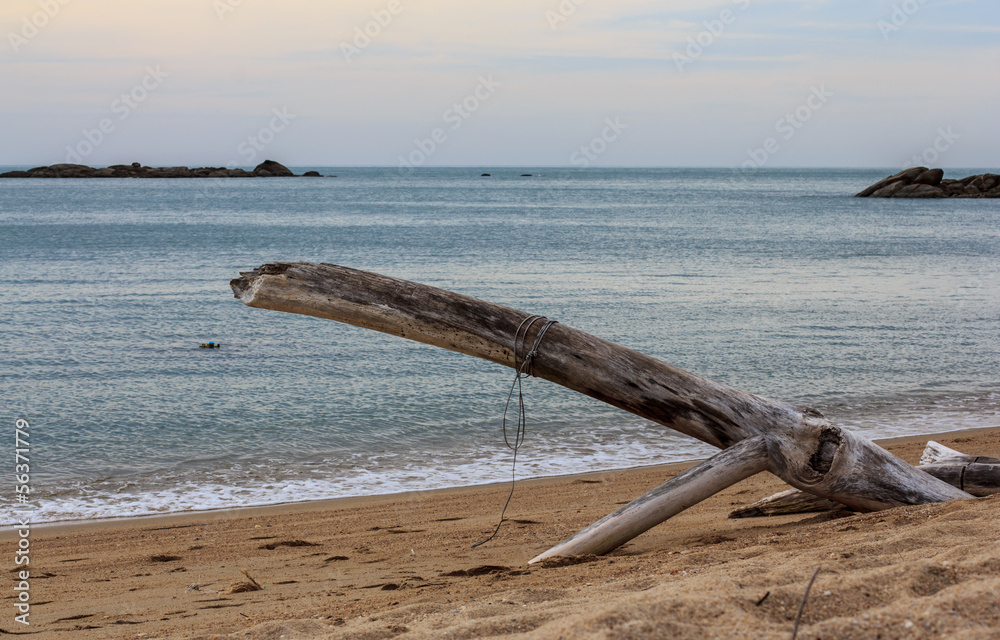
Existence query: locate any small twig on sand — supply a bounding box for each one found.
[791,566,822,640]
[240,569,263,589]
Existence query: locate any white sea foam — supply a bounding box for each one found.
[23,429,714,524]
[16,392,1000,526]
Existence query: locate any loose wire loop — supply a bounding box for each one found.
[471,315,557,548]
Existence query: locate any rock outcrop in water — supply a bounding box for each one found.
[856,167,1000,198]
[250,160,294,177]
[0,160,316,178]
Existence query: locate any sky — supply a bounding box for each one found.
[1,0,998,168]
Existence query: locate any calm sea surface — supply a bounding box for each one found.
[1,167,998,524]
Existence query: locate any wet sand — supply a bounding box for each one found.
[5,427,1000,639]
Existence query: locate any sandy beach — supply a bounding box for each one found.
[5,427,1000,640]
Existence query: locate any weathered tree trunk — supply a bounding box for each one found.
[917,463,1000,497]
[231,263,972,558]
[733,441,1000,517]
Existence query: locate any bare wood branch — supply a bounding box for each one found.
[231,262,775,450]
[232,262,973,557]
[529,436,769,563]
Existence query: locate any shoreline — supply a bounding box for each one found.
[10,425,1000,639]
[13,387,1000,527]
[11,424,996,536]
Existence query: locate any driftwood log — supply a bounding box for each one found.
[920,440,1000,466]
[231,263,972,562]
[731,441,1000,517]
[913,441,1000,496]
[729,489,845,518]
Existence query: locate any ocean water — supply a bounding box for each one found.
[1,167,998,524]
